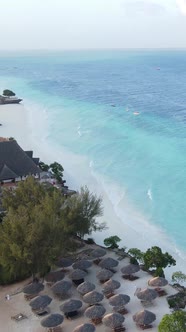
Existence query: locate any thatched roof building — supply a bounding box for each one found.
[0,140,40,182]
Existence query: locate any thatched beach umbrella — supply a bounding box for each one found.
[41,313,63,328]
[99,257,119,269]
[133,310,156,326]
[29,295,52,310]
[73,323,95,332]
[97,269,113,282]
[137,288,158,302]
[69,269,87,280]
[148,277,168,287]
[23,282,44,295]
[55,257,73,268]
[77,281,95,296]
[73,260,92,270]
[102,313,125,329]
[85,304,106,319]
[91,248,106,258]
[102,279,121,293]
[60,299,82,314]
[109,294,130,308]
[51,280,72,295]
[121,264,140,275]
[45,270,65,283]
[69,269,87,285]
[83,290,104,305]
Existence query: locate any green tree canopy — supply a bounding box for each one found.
[61,186,105,238]
[172,271,186,284]
[0,178,104,283]
[143,246,176,277]
[3,89,16,97]
[104,236,121,249]
[49,162,64,182]
[158,311,186,332]
[128,248,144,264]
[39,161,50,172]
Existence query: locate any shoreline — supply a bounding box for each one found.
[0,102,186,281]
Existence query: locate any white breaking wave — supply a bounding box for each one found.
[89,160,94,168]
[147,188,153,201]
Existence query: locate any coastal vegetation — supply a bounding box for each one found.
[2,89,16,97]
[104,235,121,249]
[158,310,186,332]
[39,161,64,183]
[172,271,186,284]
[128,246,176,277]
[0,177,104,284]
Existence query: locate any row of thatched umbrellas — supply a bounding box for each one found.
[22,246,169,331]
[39,309,157,331]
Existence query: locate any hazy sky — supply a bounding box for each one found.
[0,0,186,50]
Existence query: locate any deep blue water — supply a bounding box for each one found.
[0,50,186,253]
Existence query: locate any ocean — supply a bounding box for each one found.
[0,50,186,274]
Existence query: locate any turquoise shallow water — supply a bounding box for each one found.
[0,50,186,253]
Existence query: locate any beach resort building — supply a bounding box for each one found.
[0,138,40,185]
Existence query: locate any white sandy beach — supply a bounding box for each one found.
[0,102,184,331]
[0,244,178,332]
[0,102,186,282]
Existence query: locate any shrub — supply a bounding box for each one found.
[104,235,121,249]
[86,238,95,244]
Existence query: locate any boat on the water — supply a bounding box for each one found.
[0,95,22,104]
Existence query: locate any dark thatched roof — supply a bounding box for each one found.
[96,269,113,281]
[23,282,44,295]
[51,280,72,295]
[133,310,156,325]
[73,323,96,332]
[41,313,64,328]
[137,288,158,302]
[109,294,130,307]
[148,277,168,287]
[103,313,125,328]
[45,270,65,283]
[60,299,82,313]
[90,248,107,258]
[29,295,52,310]
[121,264,140,275]
[69,269,87,280]
[77,281,95,295]
[83,291,104,305]
[85,304,106,319]
[103,279,121,292]
[99,257,119,269]
[55,257,74,268]
[73,260,92,270]
[0,140,40,181]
